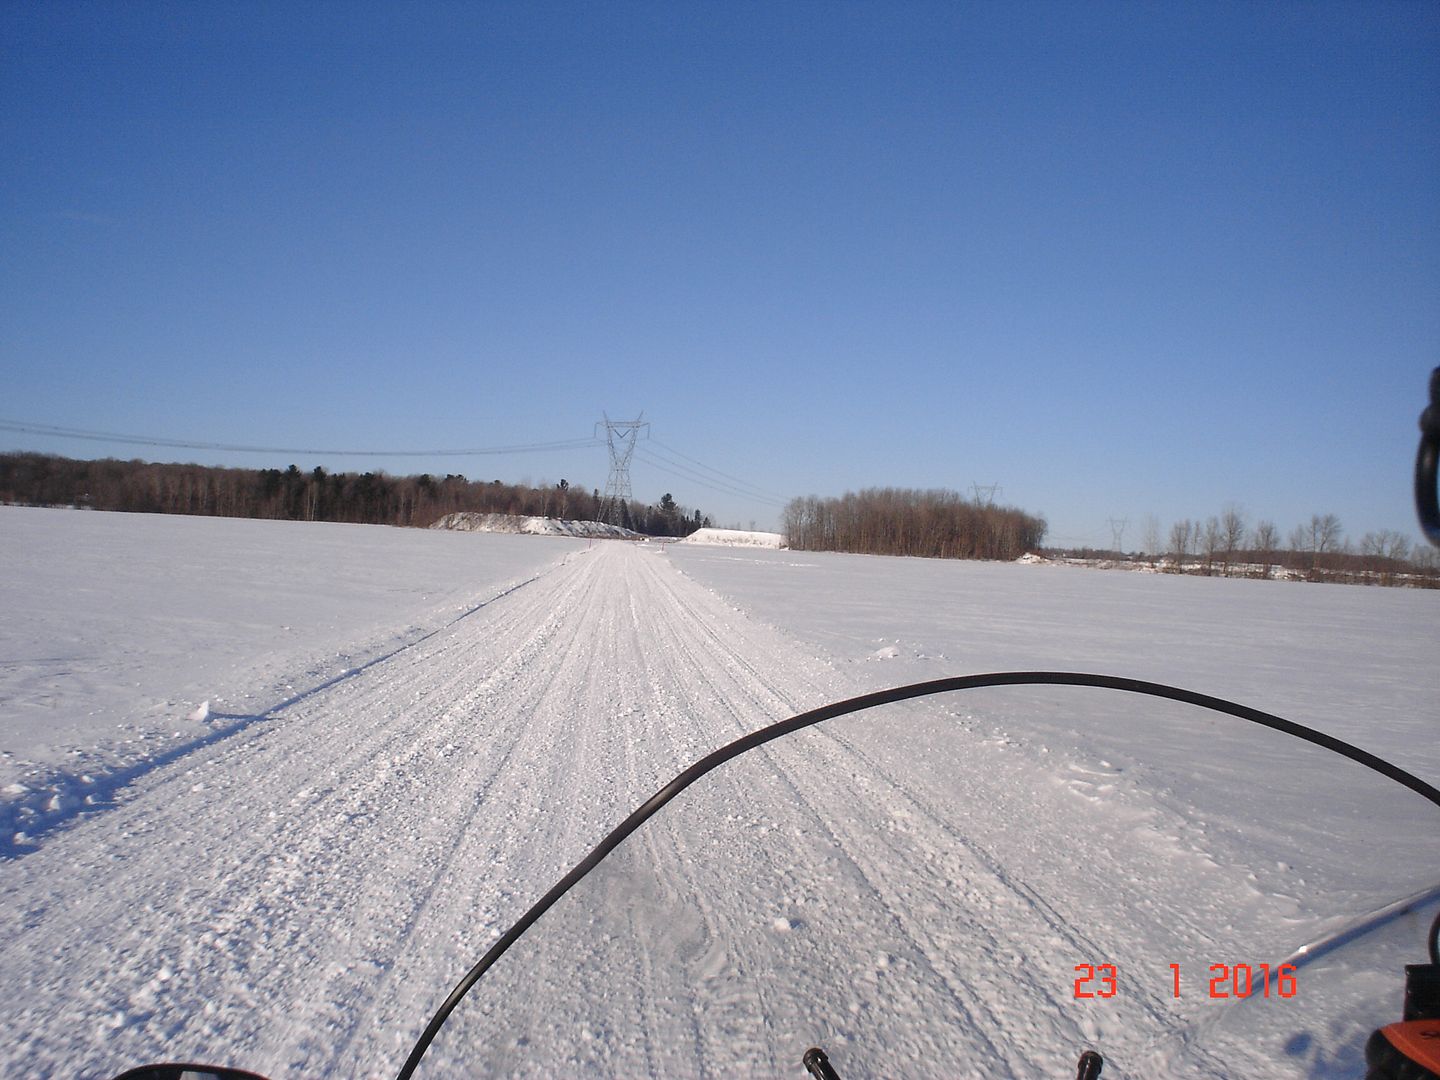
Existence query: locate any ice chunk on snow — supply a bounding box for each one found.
[186,700,210,723]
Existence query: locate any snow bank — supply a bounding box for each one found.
[678,527,786,548]
[429,511,644,540]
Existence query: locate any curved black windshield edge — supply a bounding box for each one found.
[395,670,1440,1080]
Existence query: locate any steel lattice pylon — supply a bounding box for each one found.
[1108,517,1128,553]
[596,414,649,526]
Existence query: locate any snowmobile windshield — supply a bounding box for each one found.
[412,678,1440,1079]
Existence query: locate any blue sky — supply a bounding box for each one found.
[4,2,1438,547]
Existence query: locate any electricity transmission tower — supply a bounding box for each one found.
[971,482,1001,508]
[1108,517,1128,553]
[595,413,649,525]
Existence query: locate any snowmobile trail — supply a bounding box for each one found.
[0,541,843,1077]
[401,548,1228,1077]
[0,540,1280,1077]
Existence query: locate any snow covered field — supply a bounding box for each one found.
[0,507,588,850]
[1,508,1436,1078]
[665,545,1440,786]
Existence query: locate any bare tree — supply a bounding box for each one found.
[1287,523,1309,554]
[1284,514,1344,580]
[1251,520,1279,579]
[1168,519,1194,571]
[1200,516,1224,575]
[1413,544,1439,580]
[1141,514,1161,566]
[1220,506,1246,576]
[1360,529,1410,562]
[1360,529,1412,585]
[1307,513,1344,579]
[1313,513,1343,553]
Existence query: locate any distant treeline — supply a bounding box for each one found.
[1049,509,1438,587]
[782,488,1047,560]
[0,452,711,537]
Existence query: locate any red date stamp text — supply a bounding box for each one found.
[1072,963,1298,999]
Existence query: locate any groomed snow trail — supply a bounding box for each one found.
[0,541,845,1077]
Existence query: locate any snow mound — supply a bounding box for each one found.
[429,512,644,539]
[864,638,949,663]
[679,528,786,548]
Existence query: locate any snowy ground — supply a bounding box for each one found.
[1,509,1437,1078]
[0,507,588,850]
[664,545,1440,786]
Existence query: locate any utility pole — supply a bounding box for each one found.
[595,413,649,525]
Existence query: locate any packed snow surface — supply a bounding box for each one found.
[678,527,786,548]
[1,508,1437,1078]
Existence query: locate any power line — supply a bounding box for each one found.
[0,419,601,458]
[3,415,793,511]
[637,452,787,508]
[634,448,789,508]
[647,438,789,502]
[641,445,788,505]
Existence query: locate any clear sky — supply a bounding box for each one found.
[4,1,1438,547]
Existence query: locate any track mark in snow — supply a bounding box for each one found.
[0,559,568,860]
